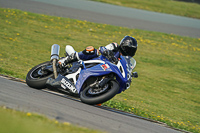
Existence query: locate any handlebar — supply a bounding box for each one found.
[101,50,118,64]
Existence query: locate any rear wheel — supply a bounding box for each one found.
[80,80,119,105]
[26,61,54,89]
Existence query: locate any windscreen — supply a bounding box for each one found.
[123,56,136,75]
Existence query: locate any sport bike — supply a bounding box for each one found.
[26,44,138,105]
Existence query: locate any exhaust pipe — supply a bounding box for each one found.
[51,44,60,79]
[51,44,60,60]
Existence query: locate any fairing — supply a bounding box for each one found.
[75,55,133,93]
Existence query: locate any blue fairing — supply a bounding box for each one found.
[75,55,129,93]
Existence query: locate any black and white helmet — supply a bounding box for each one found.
[119,36,137,57]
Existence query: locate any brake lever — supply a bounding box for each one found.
[103,50,118,64]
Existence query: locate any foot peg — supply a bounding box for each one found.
[131,72,138,78]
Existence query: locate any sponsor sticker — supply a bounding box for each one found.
[61,78,77,93]
[101,64,109,71]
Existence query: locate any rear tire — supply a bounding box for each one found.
[26,61,54,89]
[80,80,119,105]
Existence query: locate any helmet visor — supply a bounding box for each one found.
[122,46,137,57]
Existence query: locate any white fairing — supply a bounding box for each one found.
[63,59,126,85]
[65,68,82,84]
[65,60,105,85]
[117,61,125,78]
[84,60,105,64]
[65,45,76,56]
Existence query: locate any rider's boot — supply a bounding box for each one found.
[65,45,76,56]
[64,53,78,64]
[58,45,79,67]
[58,53,78,67]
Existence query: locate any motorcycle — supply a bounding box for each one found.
[26,44,138,105]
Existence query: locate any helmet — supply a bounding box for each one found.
[119,36,137,57]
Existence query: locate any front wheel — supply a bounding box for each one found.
[26,61,54,89]
[80,80,119,105]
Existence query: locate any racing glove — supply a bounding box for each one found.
[100,48,118,64]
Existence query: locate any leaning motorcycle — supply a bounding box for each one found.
[26,44,138,105]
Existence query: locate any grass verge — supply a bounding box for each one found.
[0,8,199,133]
[91,0,200,19]
[103,100,198,132]
[0,106,103,133]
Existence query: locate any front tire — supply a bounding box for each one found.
[80,80,119,105]
[26,61,54,89]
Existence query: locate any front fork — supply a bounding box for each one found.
[89,75,112,88]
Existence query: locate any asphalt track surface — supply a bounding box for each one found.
[0,76,182,133]
[0,0,196,132]
[0,0,200,38]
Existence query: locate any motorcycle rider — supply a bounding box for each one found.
[58,35,137,66]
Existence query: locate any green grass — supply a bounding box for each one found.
[0,8,200,133]
[91,0,200,19]
[0,106,103,133]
